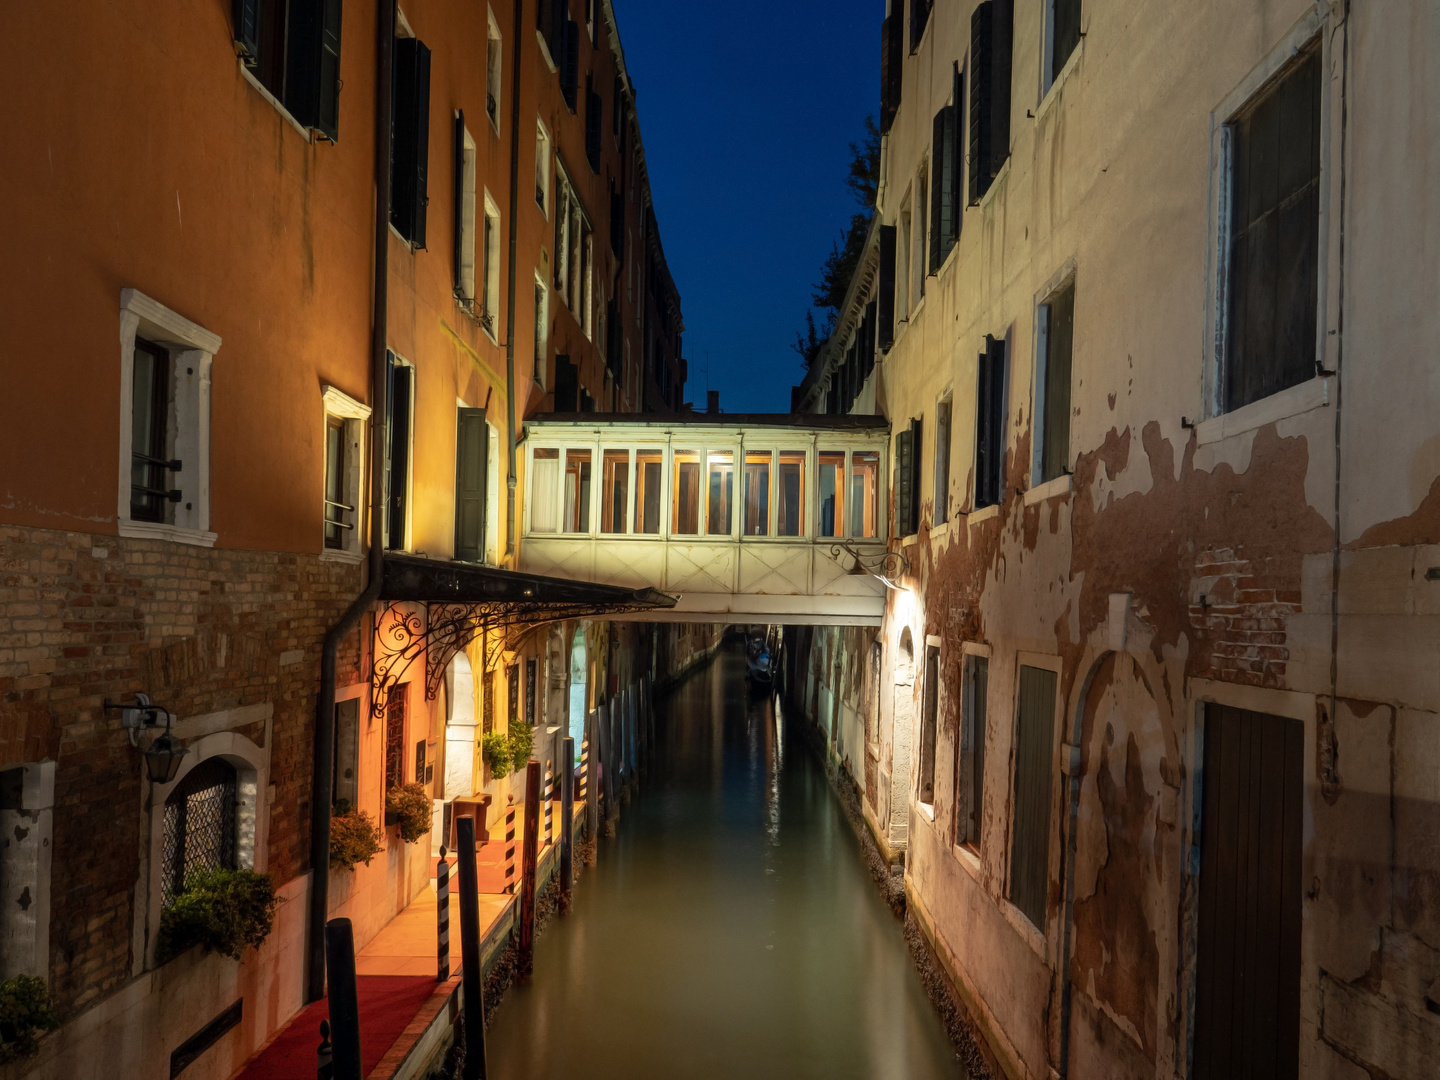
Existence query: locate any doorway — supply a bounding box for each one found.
[888,628,915,850]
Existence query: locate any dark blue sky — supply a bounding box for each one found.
[614,0,882,413]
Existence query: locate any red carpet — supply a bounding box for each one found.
[236,976,439,1079]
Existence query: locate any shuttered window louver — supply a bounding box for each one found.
[1010,665,1056,929]
[391,37,432,246]
[969,0,1014,205]
[233,0,262,66]
[452,110,466,295]
[895,428,913,539]
[909,0,933,52]
[879,16,903,133]
[929,103,958,273]
[877,225,897,349]
[975,334,1007,509]
[585,78,602,172]
[286,0,344,141]
[385,355,413,551]
[561,20,579,111]
[454,408,488,562]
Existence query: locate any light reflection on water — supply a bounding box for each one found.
[486,643,963,1079]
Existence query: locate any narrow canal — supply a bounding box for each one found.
[488,641,963,1079]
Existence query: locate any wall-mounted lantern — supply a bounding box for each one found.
[829,543,911,591]
[105,693,188,784]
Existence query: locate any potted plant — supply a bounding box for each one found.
[330,802,385,871]
[481,731,513,779]
[508,721,534,771]
[384,782,433,843]
[156,868,279,964]
[0,975,57,1064]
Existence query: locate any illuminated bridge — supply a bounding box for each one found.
[518,415,893,625]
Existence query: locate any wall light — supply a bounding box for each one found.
[104,693,188,784]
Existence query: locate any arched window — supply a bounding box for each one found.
[161,757,238,906]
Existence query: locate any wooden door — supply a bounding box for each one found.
[1194,704,1303,1079]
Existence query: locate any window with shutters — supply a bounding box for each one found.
[231,0,343,141]
[384,354,414,551]
[507,665,521,730]
[895,417,923,538]
[554,166,593,330]
[560,20,580,112]
[486,11,502,131]
[1034,280,1074,484]
[385,685,408,789]
[525,659,538,726]
[954,653,987,848]
[878,224,897,349]
[934,397,952,525]
[320,390,368,561]
[333,698,360,810]
[481,194,501,338]
[879,14,904,133]
[454,117,478,305]
[323,418,346,551]
[929,92,960,273]
[1221,44,1322,413]
[918,644,940,808]
[454,407,489,562]
[391,37,432,246]
[974,334,1008,510]
[1043,0,1081,96]
[1009,664,1057,928]
[896,195,912,324]
[909,0,933,53]
[534,275,550,386]
[912,169,928,303]
[161,758,239,908]
[535,121,552,217]
[118,290,220,547]
[969,0,1013,204]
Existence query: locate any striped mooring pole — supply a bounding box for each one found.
[503,797,517,894]
[435,846,450,981]
[543,764,554,847]
[578,735,589,804]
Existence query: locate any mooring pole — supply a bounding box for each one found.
[324,919,363,1080]
[519,759,541,976]
[455,817,488,1080]
[585,709,600,841]
[560,735,574,898]
[596,702,611,823]
[436,845,450,981]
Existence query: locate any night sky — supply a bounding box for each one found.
[613,0,882,414]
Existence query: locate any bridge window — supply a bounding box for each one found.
[818,451,846,537]
[744,452,771,536]
[777,452,806,536]
[531,448,560,532]
[601,450,629,533]
[851,451,880,537]
[564,450,592,533]
[635,450,662,533]
[707,452,734,535]
[673,451,701,534]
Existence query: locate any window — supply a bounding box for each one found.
[777,452,806,537]
[323,418,347,549]
[601,450,629,534]
[455,407,489,561]
[880,13,903,133]
[673,451,701,535]
[974,335,1007,509]
[535,121,552,215]
[559,19,579,112]
[534,275,549,383]
[481,195,501,334]
[507,665,520,729]
[554,167,594,327]
[386,686,408,789]
[1035,281,1074,484]
[818,451,845,538]
[585,76,602,172]
[1009,664,1056,928]
[895,417,923,537]
[913,169,928,301]
[385,354,414,550]
[969,1,1013,204]
[635,450,663,534]
[531,448,560,533]
[486,11,502,129]
[896,197,912,319]
[454,116,478,303]
[1044,0,1081,94]
[1223,45,1321,412]
[930,91,960,272]
[320,388,367,558]
[391,38,432,246]
[333,698,360,810]
[918,645,940,807]
[564,450,592,533]
[706,452,733,536]
[586,0,596,44]
[934,399,952,525]
[909,0,933,52]
[118,290,220,546]
[162,758,237,907]
[743,452,771,536]
[850,451,880,538]
[612,76,625,140]
[954,655,987,847]
[878,224,897,348]
[232,0,342,140]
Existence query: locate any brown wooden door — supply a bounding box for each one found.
[1194,704,1303,1079]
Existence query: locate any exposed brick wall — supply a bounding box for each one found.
[1188,546,1303,688]
[0,525,366,1017]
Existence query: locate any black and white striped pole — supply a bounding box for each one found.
[436,845,450,981]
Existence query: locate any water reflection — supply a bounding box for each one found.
[487,643,963,1079]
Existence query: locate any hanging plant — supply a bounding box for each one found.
[157,869,279,963]
[481,732,514,779]
[330,804,385,870]
[508,722,534,771]
[0,975,58,1064]
[384,782,433,844]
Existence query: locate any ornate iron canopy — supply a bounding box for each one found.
[371,555,675,716]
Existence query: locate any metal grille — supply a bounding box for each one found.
[162,758,237,907]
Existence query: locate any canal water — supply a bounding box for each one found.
[487,642,963,1079]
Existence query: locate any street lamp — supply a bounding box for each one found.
[104,693,188,784]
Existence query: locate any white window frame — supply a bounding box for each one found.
[321,386,370,563]
[1040,0,1084,106]
[457,120,478,304]
[913,162,929,304]
[486,7,503,135]
[481,191,502,341]
[117,289,221,547]
[1031,260,1077,489]
[934,391,952,526]
[535,120,552,218]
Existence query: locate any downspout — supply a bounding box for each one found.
[504,0,523,557]
[307,0,394,1003]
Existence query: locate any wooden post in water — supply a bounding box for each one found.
[324,919,363,1080]
[560,735,574,898]
[585,709,599,841]
[455,817,487,1080]
[519,760,541,976]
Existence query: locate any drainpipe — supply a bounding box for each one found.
[307,0,394,1003]
[504,0,523,557]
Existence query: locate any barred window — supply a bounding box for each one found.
[162,758,238,907]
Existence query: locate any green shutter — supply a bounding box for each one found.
[877,224,896,349]
[930,103,957,272]
[1010,665,1056,928]
[895,427,913,538]
[454,408,488,561]
[233,0,261,65]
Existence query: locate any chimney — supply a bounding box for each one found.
[706,390,720,414]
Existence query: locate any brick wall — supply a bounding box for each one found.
[0,525,366,1017]
[1189,545,1303,688]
